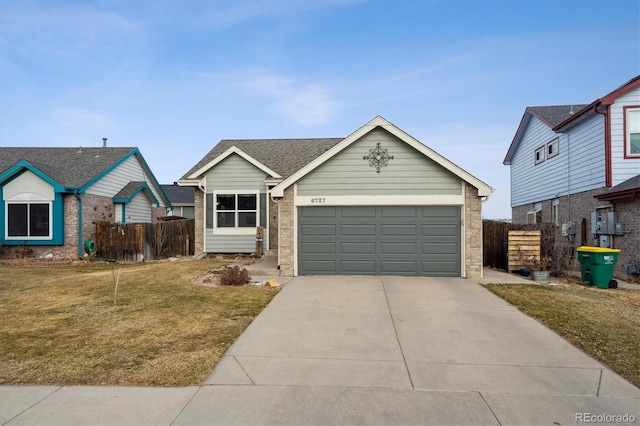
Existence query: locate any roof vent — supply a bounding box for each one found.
[569,105,574,115]
[102,137,108,147]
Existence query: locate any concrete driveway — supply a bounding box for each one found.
[2,274,638,425]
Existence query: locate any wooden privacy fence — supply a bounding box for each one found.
[95,219,195,261]
[507,230,541,272]
[483,220,555,271]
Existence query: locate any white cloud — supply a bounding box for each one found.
[247,74,339,126]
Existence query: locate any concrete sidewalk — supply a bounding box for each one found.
[2,271,638,425]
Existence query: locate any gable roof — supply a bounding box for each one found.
[113,181,160,206]
[0,147,137,188]
[271,116,494,197]
[160,184,195,204]
[504,75,640,165]
[181,138,343,181]
[529,105,589,128]
[0,147,171,207]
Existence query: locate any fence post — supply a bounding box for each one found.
[255,226,264,256]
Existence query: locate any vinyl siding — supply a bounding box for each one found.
[297,127,462,196]
[86,155,165,207]
[510,115,605,207]
[204,153,267,253]
[567,114,605,193]
[124,191,153,223]
[610,88,640,184]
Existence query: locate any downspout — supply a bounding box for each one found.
[594,103,611,187]
[72,189,83,259]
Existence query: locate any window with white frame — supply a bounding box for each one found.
[215,193,257,228]
[534,146,545,165]
[547,138,559,159]
[6,202,51,238]
[625,107,640,157]
[526,202,542,224]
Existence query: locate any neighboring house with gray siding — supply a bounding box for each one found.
[0,147,171,259]
[161,184,195,219]
[503,75,640,277]
[179,116,493,278]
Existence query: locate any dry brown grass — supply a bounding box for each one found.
[0,258,276,386]
[485,283,640,387]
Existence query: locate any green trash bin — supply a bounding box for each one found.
[576,246,621,289]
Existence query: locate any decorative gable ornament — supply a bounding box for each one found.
[363,142,394,173]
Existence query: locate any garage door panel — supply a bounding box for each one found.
[342,242,376,254]
[381,260,418,274]
[300,260,337,274]
[421,260,459,275]
[341,224,376,236]
[421,242,458,255]
[301,224,336,236]
[298,206,460,277]
[301,242,336,254]
[421,224,459,237]
[341,260,376,273]
[381,224,416,236]
[381,206,418,218]
[420,206,459,218]
[341,206,376,218]
[301,207,337,218]
[381,242,418,254]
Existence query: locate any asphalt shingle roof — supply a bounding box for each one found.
[113,181,146,200]
[0,147,137,188]
[181,138,344,180]
[160,184,195,204]
[608,174,640,192]
[528,105,589,128]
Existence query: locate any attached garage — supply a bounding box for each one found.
[298,206,461,276]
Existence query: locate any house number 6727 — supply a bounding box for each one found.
[311,198,326,204]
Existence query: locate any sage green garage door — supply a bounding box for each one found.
[298,206,461,276]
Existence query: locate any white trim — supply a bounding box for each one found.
[295,194,464,207]
[212,190,260,234]
[272,116,494,197]
[187,146,283,180]
[461,184,466,278]
[5,200,53,240]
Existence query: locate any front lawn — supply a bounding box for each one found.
[0,258,277,386]
[485,283,640,387]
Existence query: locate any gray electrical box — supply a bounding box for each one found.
[592,210,623,235]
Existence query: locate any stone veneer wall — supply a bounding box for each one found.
[268,196,279,250]
[511,188,640,277]
[194,189,204,254]
[464,182,483,279]
[277,186,295,276]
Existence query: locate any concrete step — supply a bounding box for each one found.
[246,268,280,277]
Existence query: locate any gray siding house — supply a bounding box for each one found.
[0,147,171,259]
[179,116,493,278]
[503,75,640,277]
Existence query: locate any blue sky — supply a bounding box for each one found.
[1,0,638,219]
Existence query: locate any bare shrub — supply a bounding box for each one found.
[219,265,251,286]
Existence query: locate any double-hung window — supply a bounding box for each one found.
[534,146,545,165]
[625,107,640,158]
[547,138,559,159]
[215,193,258,229]
[6,202,51,238]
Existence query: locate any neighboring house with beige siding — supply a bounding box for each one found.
[179,116,493,278]
[503,75,640,277]
[0,146,170,259]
